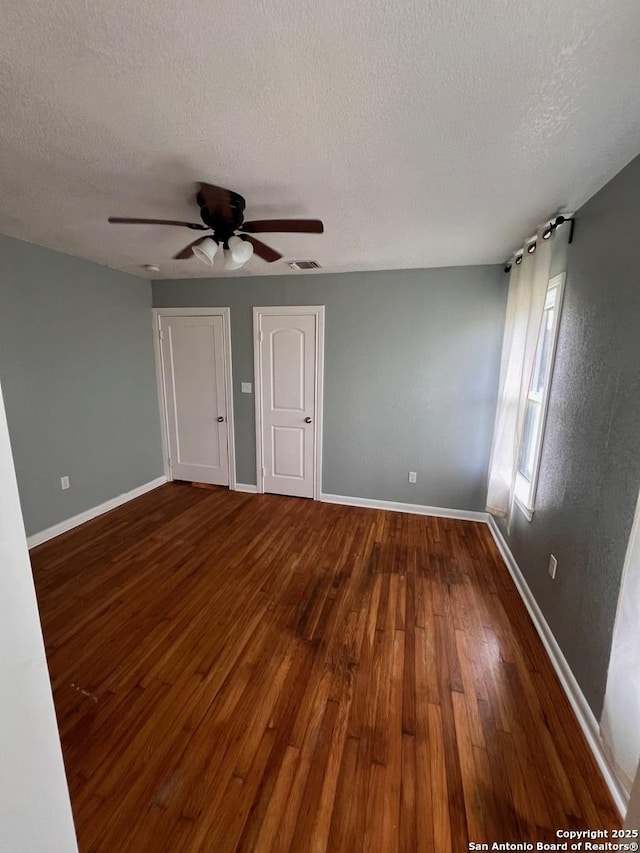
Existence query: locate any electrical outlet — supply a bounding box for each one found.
[60,476,70,490]
[548,554,557,580]
[408,471,417,484]
[241,382,252,394]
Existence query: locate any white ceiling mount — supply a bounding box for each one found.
[1,0,640,278]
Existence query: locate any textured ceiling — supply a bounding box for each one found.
[1,0,640,279]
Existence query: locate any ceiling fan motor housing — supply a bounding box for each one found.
[196,188,246,245]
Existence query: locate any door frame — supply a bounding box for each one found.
[253,305,325,500]
[152,308,236,490]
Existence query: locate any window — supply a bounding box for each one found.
[514,272,565,519]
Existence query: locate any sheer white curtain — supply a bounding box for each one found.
[601,487,640,797]
[486,227,554,518]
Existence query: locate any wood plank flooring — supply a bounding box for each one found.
[30,483,619,852]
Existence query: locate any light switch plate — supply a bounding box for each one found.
[548,554,557,580]
[241,382,252,394]
[408,471,417,484]
[60,476,70,490]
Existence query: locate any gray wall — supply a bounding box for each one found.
[153,265,506,511]
[0,235,164,536]
[496,153,640,717]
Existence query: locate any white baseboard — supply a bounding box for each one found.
[486,515,628,818]
[27,476,167,549]
[234,483,258,494]
[320,492,489,523]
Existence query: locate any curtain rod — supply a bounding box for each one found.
[504,215,575,273]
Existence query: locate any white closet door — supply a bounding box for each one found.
[257,311,318,498]
[160,315,229,485]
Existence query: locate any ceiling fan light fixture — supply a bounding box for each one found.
[228,235,254,265]
[109,183,323,265]
[192,237,219,265]
[223,249,244,271]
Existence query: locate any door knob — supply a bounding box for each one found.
[217,416,225,423]
[305,417,312,423]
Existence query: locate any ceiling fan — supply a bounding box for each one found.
[108,182,324,270]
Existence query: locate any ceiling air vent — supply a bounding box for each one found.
[287,260,322,271]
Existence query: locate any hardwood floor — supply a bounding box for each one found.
[31,483,619,852]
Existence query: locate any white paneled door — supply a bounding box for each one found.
[255,307,324,499]
[159,314,230,486]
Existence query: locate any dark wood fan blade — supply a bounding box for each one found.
[108,217,207,230]
[173,237,207,260]
[242,235,283,263]
[240,219,324,234]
